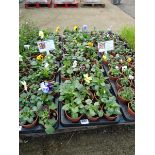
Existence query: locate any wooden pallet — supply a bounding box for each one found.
[54,0,78,8]
[81,2,105,8]
[25,0,52,8]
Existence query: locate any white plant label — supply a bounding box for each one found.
[98,40,114,53]
[37,41,46,53]
[80,119,89,125]
[37,40,55,54]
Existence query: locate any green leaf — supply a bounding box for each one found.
[85,99,92,105]
[45,125,55,134]
[62,104,69,111]
[32,106,38,112]
[71,113,78,119]
[71,107,79,113]
[31,61,37,66]
[49,103,57,110]
[37,101,43,109]
[98,110,104,117]
[89,109,96,117]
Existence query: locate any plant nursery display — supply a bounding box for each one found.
[19,23,135,134]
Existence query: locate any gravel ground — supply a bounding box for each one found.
[20,125,135,155]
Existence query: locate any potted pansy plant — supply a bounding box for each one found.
[84,99,104,122]
[108,66,122,81]
[102,96,121,121]
[19,106,38,129]
[117,87,135,105]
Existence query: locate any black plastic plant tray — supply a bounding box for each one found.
[102,64,135,122]
[60,102,121,127]
[19,62,61,134]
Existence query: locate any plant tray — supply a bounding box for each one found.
[19,71,60,134]
[102,64,135,122]
[60,102,121,127]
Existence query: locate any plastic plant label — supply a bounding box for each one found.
[80,119,89,125]
[37,41,46,53]
[19,126,22,131]
[98,40,114,53]
[37,40,55,54]
[98,42,105,53]
[45,40,55,51]
[105,40,114,51]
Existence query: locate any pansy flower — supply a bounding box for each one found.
[129,75,134,80]
[115,66,119,70]
[116,54,119,58]
[84,74,92,84]
[40,82,53,94]
[44,62,49,68]
[87,42,93,47]
[127,57,132,63]
[73,26,78,31]
[36,54,44,61]
[24,45,30,50]
[39,31,44,39]
[72,60,77,68]
[56,26,60,33]
[122,66,127,72]
[102,55,107,61]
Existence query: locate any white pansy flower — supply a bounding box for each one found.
[115,66,119,70]
[122,66,127,72]
[44,62,49,68]
[116,54,119,58]
[24,45,30,50]
[120,59,123,62]
[129,75,134,80]
[72,60,77,68]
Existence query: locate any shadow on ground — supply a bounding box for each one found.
[20,125,135,155]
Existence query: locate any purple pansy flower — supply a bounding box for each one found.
[40,82,53,94]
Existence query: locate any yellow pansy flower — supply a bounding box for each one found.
[73,26,78,31]
[39,31,44,39]
[56,26,60,33]
[102,55,107,61]
[127,57,132,63]
[36,54,44,61]
[84,74,92,84]
[87,42,93,47]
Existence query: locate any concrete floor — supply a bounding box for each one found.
[118,0,135,18]
[20,125,135,155]
[19,0,134,32]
